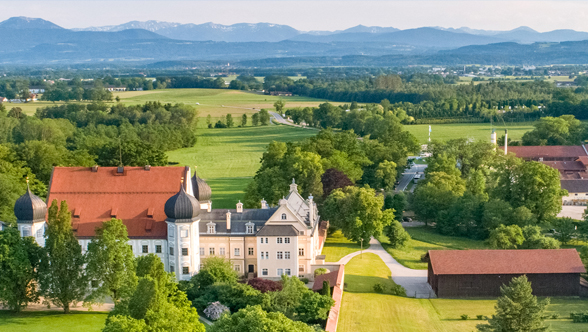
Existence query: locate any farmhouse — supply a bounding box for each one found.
[14,166,327,282]
[428,249,585,297]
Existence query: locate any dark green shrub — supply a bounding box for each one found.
[477,315,484,320]
[373,283,385,294]
[461,314,469,320]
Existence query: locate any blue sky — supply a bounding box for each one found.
[2,1,588,32]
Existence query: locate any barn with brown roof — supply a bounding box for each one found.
[428,249,585,297]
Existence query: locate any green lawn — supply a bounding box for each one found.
[0,311,108,332]
[338,253,588,332]
[166,123,316,209]
[378,227,489,270]
[405,122,534,144]
[321,230,369,262]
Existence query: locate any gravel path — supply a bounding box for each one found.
[326,238,436,298]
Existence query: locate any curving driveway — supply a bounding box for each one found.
[326,238,436,298]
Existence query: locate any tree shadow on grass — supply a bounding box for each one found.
[344,275,398,294]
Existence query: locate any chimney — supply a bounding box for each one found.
[236,200,243,213]
[261,198,268,209]
[504,129,508,155]
[226,211,231,231]
[117,166,124,173]
[279,196,287,206]
[290,178,298,193]
[144,165,151,171]
[91,165,98,172]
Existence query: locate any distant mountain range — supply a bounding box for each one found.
[3,16,588,66]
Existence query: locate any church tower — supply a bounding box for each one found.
[14,181,47,247]
[164,180,201,281]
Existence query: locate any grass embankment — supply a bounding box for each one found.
[0,311,108,332]
[378,226,489,270]
[338,252,588,332]
[321,230,369,262]
[405,122,534,144]
[167,122,315,209]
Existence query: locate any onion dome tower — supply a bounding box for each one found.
[192,167,212,211]
[165,182,201,221]
[192,169,212,202]
[14,180,47,246]
[165,179,201,281]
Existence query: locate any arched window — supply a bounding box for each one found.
[281,213,287,220]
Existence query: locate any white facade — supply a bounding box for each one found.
[166,219,201,281]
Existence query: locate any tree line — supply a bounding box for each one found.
[0,101,198,223]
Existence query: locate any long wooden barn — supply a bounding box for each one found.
[427,249,585,298]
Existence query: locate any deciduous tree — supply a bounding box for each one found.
[0,227,42,312]
[85,218,138,305]
[322,186,390,244]
[39,200,88,313]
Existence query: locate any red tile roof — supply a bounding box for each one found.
[541,160,586,172]
[429,249,585,275]
[47,166,188,239]
[501,146,587,159]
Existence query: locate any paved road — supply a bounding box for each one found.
[396,163,427,192]
[269,111,319,130]
[326,238,435,298]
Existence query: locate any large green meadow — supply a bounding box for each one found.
[167,122,316,208]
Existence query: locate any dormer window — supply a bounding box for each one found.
[246,223,254,234]
[281,213,287,220]
[207,223,216,234]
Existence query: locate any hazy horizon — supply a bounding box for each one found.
[2,1,588,33]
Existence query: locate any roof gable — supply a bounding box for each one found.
[429,249,585,275]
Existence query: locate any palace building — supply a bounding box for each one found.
[13,166,328,281]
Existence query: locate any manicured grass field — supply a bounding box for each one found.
[378,226,489,270]
[0,311,107,332]
[320,230,369,262]
[166,123,316,209]
[338,252,588,332]
[115,88,335,117]
[405,122,534,144]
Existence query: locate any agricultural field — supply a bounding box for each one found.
[405,122,534,144]
[338,252,588,332]
[114,88,333,117]
[14,88,333,116]
[166,122,316,209]
[0,311,107,332]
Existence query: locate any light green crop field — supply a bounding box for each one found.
[0,311,107,332]
[321,230,369,262]
[15,88,334,116]
[378,227,489,270]
[405,122,534,144]
[114,88,334,117]
[166,122,316,209]
[338,253,588,332]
